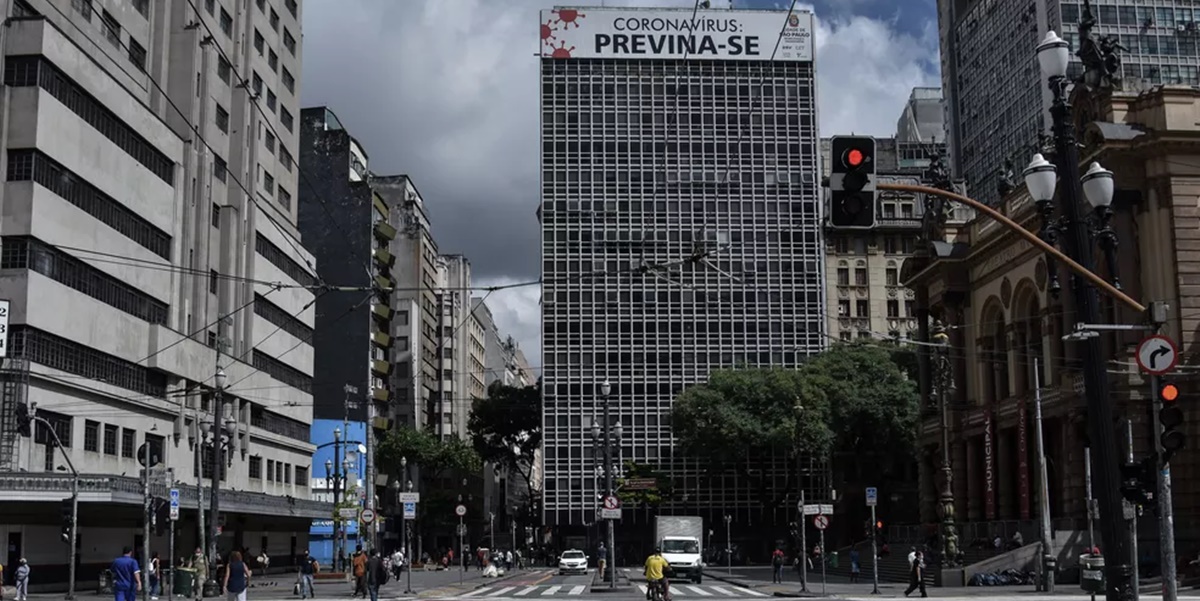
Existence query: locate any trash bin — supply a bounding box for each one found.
[830,552,839,569]
[1080,554,1105,594]
[174,568,195,598]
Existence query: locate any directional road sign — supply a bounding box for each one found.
[1137,335,1179,375]
[455,504,467,517]
[339,507,359,519]
[403,501,417,520]
[360,508,376,524]
[865,487,878,507]
[398,492,420,504]
[813,515,830,530]
[169,488,180,521]
[803,504,834,516]
[623,478,657,491]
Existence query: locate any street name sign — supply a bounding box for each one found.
[1136,335,1178,375]
[802,504,834,515]
[339,507,358,519]
[623,478,656,491]
[398,492,420,504]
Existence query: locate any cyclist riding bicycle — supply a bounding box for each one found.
[644,547,671,601]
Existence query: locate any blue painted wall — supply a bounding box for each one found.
[309,419,368,565]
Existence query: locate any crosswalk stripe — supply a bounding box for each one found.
[673,586,687,595]
[732,587,766,597]
[487,587,517,597]
[638,585,649,594]
[541,585,562,596]
[568,585,586,595]
[682,585,712,596]
[709,586,736,596]
[515,586,539,596]
[461,587,491,597]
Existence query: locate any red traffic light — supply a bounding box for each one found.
[875,520,883,529]
[846,149,865,168]
[1162,383,1180,402]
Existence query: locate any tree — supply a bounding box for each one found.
[467,383,542,499]
[616,461,676,508]
[375,427,482,480]
[671,367,834,509]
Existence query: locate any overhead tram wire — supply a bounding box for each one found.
[43,0,321,287]
[56,244,308,290]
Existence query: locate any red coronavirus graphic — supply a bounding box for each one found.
[541,21,556,46]
[551,9,584,28]
[550,41,575,58]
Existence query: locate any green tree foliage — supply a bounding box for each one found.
[616,461,676,508]
[375,426,482,480]
[467,383,542,496]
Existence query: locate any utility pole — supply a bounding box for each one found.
[207,370,228,584]
[29,406,80,601]
[364,386,375,553]
[799,489,807,593]
[1151,371,1179,601]
[1087,447,1097,601]
[1033,359,1055,593]
[1125,420,1138,601]
[168,470,176,601]
[602,387,616,589]
[870,503,879,595]
[194,413,206,582]
[142,443,152,601]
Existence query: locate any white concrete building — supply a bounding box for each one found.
[0,0,325,587]
[434,254,485,440]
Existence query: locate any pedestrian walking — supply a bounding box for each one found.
[849,547,861,584]
[14,559,29,601]
[296,550,317,599]
[366,551,388,601]
[111,547,143,601]
[352,546,368,598]
[190,548,208,601]
[771,547,784,583]
[904,550,927,598]
[223,551,250,601]
[148,551,161,600]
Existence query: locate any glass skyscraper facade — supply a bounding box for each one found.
[538,7,826,529]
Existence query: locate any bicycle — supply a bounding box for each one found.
[648,579,671,601]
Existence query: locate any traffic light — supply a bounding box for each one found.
[60,497,73,544]
[1119,457,1156,505]
[1158,378,1185,464]
[873,520,884,539]
[154,497,170,536]
[828,136,877,228]
[15,402,31,437]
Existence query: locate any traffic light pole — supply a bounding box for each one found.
[869,505,879,595]
[1151,373,1178,601]
[26,408,79,600]
[1124,420,1138,600]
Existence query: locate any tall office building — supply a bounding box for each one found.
[939,0,1200,205]
[435,254,486,440]
[538,7,823,531]
[0,0,323,576]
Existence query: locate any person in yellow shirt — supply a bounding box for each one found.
[643,548,670,601]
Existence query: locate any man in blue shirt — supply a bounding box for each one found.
[111,547,142,601]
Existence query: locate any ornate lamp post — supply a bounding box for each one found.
[932,322,960,567]
[1024,28,1129,601]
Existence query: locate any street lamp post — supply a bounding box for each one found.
[511,505,518,567]
[594,380,618,589]
[932,322,960,568]
[724,515,732,576]
[1026,29,1129,601]
[199,369,229,595]
[489,512,496,554]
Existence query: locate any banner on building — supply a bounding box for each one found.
[983,410,996,520]
[1017,400,1031,520]
[539,8,814,62]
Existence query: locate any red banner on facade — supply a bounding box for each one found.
[984,410,996,520]
[1017,400,1031,520]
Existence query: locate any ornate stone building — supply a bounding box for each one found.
[901,84,1200,553]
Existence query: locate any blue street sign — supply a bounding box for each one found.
[169,488,180,507]
[865,487,878,507]
[403,501,416,520]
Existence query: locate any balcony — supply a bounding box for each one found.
[372,247,395,268]
[374,274,394,293]
[371,331,391,348]
[371,303,393,322]
[374,220,397,242]
[371,359,392,377]
[372,386,390,403]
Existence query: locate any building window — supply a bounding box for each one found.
[265,132,276,154]
[285,0,297,17]
[211,203,221,227]
[856,300,869,317]
[905,300,915,317]
[282,68,294,93]
[295,465,308,486]
[120,428,135,458]
[213,154,228,183]
[854,268,867,286]
[840,331,852,341]
[204,0,214,15]
[266,90,277,112]
[284,463,291,484]
[270,8,280,31]
[103,424,118,455]
[249,456,262,479]
[885,267,898,286]
[217,57,231,84]
[887,299,899,317]
[219,8,232,36]
[215,104,229,133]
[210,270,218,294]
[84,420,99,452]
[256,0,265,10]
[13,0,38,17]
[71,0,92,20]
[266,459,275,482]
[7,150,172,258]
[254,293,313,341]
[280,148,294,172]
[836,267,849,286]
[132,0,149,17]
[280,108,294,132]
[254,30,265,54]
[283,29,296,55]
[253,349,312,392]
[252,72,263,96]
[1,237,170,324]
[278,187,291,210]
[10,326,168,398]
[262,170,275,196]
[268,50,278,72]
[3,57,174,184]
[837,299,850,316]
[128,39,147,71]
[101,10,120,46]
[34,410,72,449]
[255,236,315,287]
[145,434,164,464]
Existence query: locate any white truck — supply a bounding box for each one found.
[655,516,704,583]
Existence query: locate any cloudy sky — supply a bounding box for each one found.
[300,0,940,370]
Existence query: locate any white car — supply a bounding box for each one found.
[558,550,589,575]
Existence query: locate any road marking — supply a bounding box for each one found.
[709,586,737,596]
[461,587,491,597]
[638,585,649,594]
[682,585,712,596]
[486,587,517,597]
[732,587,767,597]
[515,586,539,596]
[540,585,562,596]
[568,585,586,595]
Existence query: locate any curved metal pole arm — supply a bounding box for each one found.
[880,182,1145,313]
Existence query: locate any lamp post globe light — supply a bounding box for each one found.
[1024,29,1130,601]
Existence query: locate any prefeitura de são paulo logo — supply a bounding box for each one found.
[541,9,586,58]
